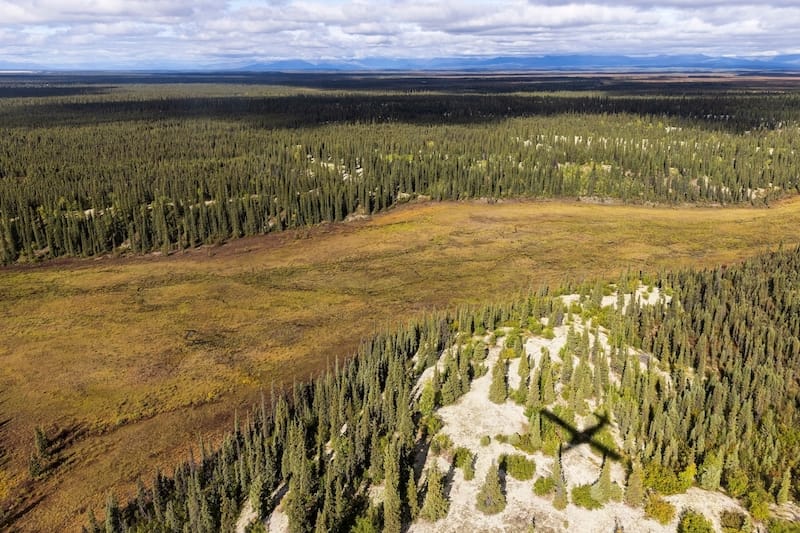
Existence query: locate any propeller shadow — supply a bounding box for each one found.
[540,409,622,461]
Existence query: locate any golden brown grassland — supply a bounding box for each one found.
[2,198,800,530]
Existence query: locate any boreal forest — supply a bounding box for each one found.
[2,74,800,264]
[0,72,798,532]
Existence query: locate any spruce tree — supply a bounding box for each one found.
[87,509,101,533]
[220,495,238,532]
[34,426,49,458]
[489,358,508,404]
[540,350,556,404]
[440,368,459,406]
[552,452,568,510]
[528,410,542,450]
[28,450,44,479]
[777,467,792,505]
[250,473,267,519]
[526,368,542,413]
[314,512,327,533]
[419,380,437,417]
[104,493,122,533]
[698,451,722,491]
[517,353,531,397]
[383,443,402,533]
[420,464,449,521]
[591,458,612,504]
[285,444,318,532]
[476,462,506,514]
[560,352,574,386]
[406,467,420,521]
[625,461,644,508]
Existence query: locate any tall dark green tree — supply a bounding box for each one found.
[383,443,402,533]
[420,464,449,521]
[489,359,508,404]
[476,462,506,514]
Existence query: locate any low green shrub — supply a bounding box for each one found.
[424,415,443,436]
[677,509,714,533]
[453,447,472,468]
[501,453,536,481]
[571,484,603,510]
[453,447,476,480]
[720,509,750,533]
[430,433,453,455]
[767,518,800,533]
[472,363,488,378]
[533,476,555,496]
[644,494,676,525]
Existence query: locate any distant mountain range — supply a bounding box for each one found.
[0,61,44,72]
[237,54,800,72]
[3,54,800,73]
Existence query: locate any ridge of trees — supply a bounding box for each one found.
[83,244,800,532]
[3,89,800,264]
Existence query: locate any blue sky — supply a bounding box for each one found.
[0,0,799,69]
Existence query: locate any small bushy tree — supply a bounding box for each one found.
[502,454,536,481]
[677,509,714,533]
[644,494,675,525]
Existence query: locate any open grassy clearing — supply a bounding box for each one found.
[2,198,800,530]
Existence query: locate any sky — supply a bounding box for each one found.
[0,0,799,69]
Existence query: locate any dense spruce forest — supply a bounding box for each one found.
[89,244,800,532]
[2,74,800,264]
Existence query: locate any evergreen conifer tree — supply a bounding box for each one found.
[777,467,792,505]
[625,461,644,508]
[698,451,723,491]
[285,442,318,532]
[250,473,267,519]
[420,464,449,521]
[489,359,508,404]
[528,410,542,450]
[517,353,531,397]
[406,467,420,521]
[526,368,542,412]
[419,380,437,417]
[440,368,459,405]
[104,493,122,533]
[591,458,612,504]
[540,350,556,404]
[314,512,327,533]
[552,451,568,510]
[86,509,100,533]
[476,462,506,514]
[383,443,402,533]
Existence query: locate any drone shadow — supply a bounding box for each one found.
[540,409,622,461]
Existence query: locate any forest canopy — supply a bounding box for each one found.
[1,74,800,264]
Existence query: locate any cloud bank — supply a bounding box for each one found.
[0,0,798,68]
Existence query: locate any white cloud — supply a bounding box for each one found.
[0,0,798,68]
